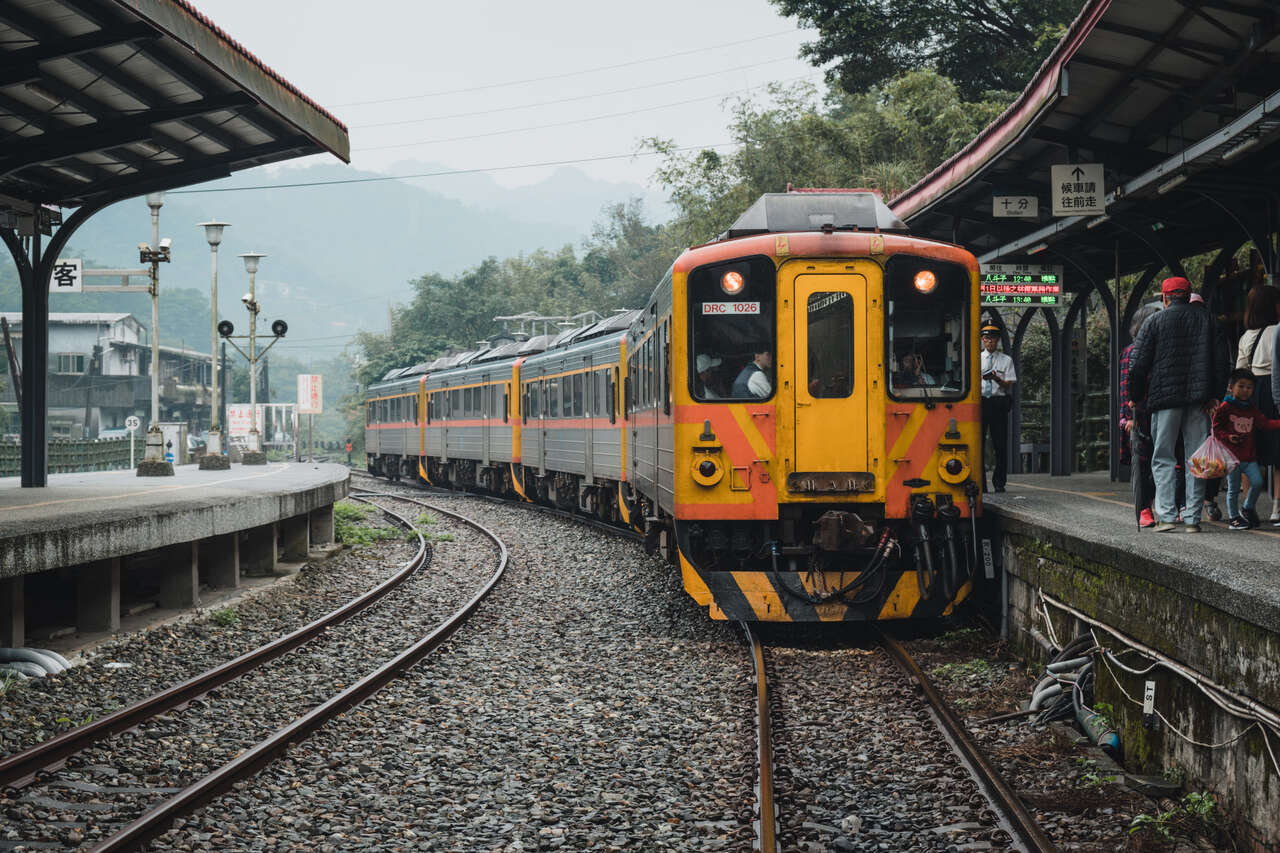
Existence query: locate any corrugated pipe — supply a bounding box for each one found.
[0,648,71,677]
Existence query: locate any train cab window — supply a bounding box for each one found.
[807,292,854,398]
[608,368,617,423]
[688,256,777,401]
[886,256,970,401]
[503,384,509,423]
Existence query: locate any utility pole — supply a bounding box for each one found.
[137,192,173,476]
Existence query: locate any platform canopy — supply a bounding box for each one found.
[889,0,1280,480]
[1,0,350,486]
[893,0,1280,279]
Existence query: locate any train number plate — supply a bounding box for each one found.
[786,471,875,494]
[702,301,760,315]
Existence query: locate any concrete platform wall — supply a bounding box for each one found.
[0,465,349,649]
[997,522,1280,849]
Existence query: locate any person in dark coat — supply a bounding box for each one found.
[1127,276,1225,532]
[1120,302,1162,527]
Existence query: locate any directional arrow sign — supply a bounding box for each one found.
[1051,163,1105,216]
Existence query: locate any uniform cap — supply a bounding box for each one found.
[1161,276,1191,295]
[696,354,722,373]
[980,324,1001,336]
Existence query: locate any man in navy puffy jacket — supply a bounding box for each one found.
[1127,276,1223,532]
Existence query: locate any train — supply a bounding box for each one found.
[365,189,984,622]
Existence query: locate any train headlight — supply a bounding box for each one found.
[721,270,745,295]
[913,270,937,294]
[937,449,970,485]
[691,454,724,487]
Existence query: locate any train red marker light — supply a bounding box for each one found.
[721,270,745,295]
[913,270,937,294]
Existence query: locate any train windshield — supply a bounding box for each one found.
[885,256,970,401]
[688,255,777,402]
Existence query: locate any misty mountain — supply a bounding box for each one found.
[20,162,662,358]
[387,159,670,232]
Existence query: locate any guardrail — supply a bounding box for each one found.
[0,436,133,476]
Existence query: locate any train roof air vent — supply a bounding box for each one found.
[723,191,908,239]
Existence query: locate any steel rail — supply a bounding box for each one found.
[744,625,779,853]
[879,631,1058,853]
[0,496,427,791]
[89,493,508,852]
[350,470,643,544]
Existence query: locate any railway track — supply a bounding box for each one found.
[746,625,1057,853]
[0,493,507,852]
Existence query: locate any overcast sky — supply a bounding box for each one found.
[194,0,820,189]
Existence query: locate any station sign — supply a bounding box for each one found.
[50,258,82,293]
[297,374,323,414]
[226,404,265,436]
[993,196,1038,219]
[979,263,1064,308]
[1051,163,1106,216]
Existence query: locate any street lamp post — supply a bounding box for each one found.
[198,220,231,470]
[241,252,265,457]
[137,191,173,477]
[217,253,286,466]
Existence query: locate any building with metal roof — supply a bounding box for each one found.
[891,0,1280,478]
[1,0,350,485]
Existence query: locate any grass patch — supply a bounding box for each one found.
[1130,792,1217,843]
[930,658,996,684]
[334,500,401,547]
[211,607,240,628]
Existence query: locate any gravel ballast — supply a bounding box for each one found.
[149,493,756,852]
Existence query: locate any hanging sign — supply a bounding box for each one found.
[993,196,1038,219]
[1050,164,1106,216]
[50,258,82,293]
[297,374,323,414]
[980,263,1065,307]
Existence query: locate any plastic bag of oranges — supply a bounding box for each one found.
[1189,434,1238,479]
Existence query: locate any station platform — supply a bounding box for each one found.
[0,463,349,649]
[987,472,1280,632]
[987,472,1280,842]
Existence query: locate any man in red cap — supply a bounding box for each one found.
[1128,276,1224,532]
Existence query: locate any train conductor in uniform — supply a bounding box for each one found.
[732,347,773,398]
[980,324,1017,492]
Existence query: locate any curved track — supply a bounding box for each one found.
[746,626,1057,853]
[0,494,507,853]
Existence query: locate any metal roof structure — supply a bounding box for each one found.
[1,0,350,486]
[887,0,1280,481]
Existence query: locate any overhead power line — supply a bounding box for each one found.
[351,56,801,130]
[354,74,817,152]
[169,137,747,195]
[332,30,798,107]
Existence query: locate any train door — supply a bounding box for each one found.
[482,373,491,466]
[792,270,868,475]
[584,359,595,483]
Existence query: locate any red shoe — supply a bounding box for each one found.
[1139,508,1155,528]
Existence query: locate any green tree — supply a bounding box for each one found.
[646,75,1009,246]
[770,0,1080,99]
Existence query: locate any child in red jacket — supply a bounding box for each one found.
[1213,368,1280,528]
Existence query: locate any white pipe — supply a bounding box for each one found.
[0,648,64,675]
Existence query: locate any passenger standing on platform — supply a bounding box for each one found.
[1121,302,1162,527]
[1213,368,1280,529]
[980,324,1016,493]
[1235,286,1280,526]
[1127,276,1223,533]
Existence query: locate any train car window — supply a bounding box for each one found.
[886,256,970,401]
[663,320,672,415]
[503,384,509,424]
[608,368,617,423]
[688,255,777,401]
[572,373,584,417]
[807,291,855,398]
[548,378,560,418]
